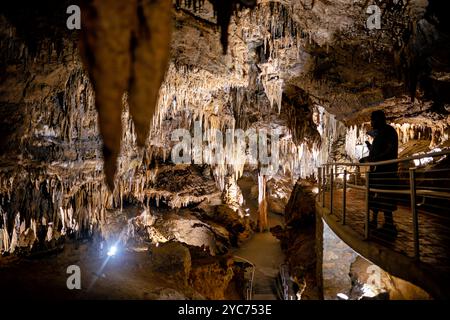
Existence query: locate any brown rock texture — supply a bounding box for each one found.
[150,241,192,286]
[189,253,235,300]
[272,179,319,299]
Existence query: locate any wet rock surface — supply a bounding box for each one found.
[349,255,431,300]
[150,241,192,286]
[189,253,235,300]
[271,179,320,299]
[266,176,293,215]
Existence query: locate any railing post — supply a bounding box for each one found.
[330,167,334,215]
[318,167,322,201]
[409,168,420,261]
[365,171,370,240]
[322,166,326,208]
[342,169,347,225]
[355,166,360,185]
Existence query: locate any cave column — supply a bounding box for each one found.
[258,174,268,232]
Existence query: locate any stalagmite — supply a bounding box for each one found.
[258,174,268,232]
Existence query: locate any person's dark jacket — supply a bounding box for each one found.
[369,124,398,173]
[360,124,399,212]
[361,124,398,173]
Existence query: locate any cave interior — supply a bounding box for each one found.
[0,0,449,301]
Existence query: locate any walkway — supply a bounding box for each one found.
[233,213,285,300]
[320,188,450,298]
[323,188,450,271]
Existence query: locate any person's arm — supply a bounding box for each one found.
[359,156,369,163]
[369,141,395,162]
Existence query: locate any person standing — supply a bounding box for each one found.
[360,110,399,237]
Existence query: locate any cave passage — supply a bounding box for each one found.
[234,175,286,300]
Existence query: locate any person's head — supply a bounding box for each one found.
[371,110,386,130]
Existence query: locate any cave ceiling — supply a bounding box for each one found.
[1,0,449,187]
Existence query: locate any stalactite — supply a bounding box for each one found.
[0,136,114,253]
[393,123,448,148]
[178,0,257,54]
[344,120,449,163]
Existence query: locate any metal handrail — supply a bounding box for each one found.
[278,263,291,300]
[345,183,450,199]
[233,255,255,300]
[317,148,450,262]
[324,149,450,167]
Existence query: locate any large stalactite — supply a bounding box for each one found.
[79,0,173,190]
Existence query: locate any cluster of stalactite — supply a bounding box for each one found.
[345,121,449,162]
[144,60,329,192]
[0,54,111,252]
[0,16,114,253]
[145,1,328,188]
[0,166,111,253]
[175,1,305,115]
[176,0,258,54]
[393,123,449,147]
[245,2,305,113]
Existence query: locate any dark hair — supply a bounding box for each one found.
[371,110,386,124]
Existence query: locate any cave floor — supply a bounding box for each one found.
[322,189,450,275]
[235,175,286,300]
[233,213,285,300]
[0,241,201,300]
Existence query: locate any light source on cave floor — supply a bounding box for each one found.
[312,187,319,194]
[107,245,118,257]
[336,293,349,300]
[360,284,378,298]
[245,208,250,217]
